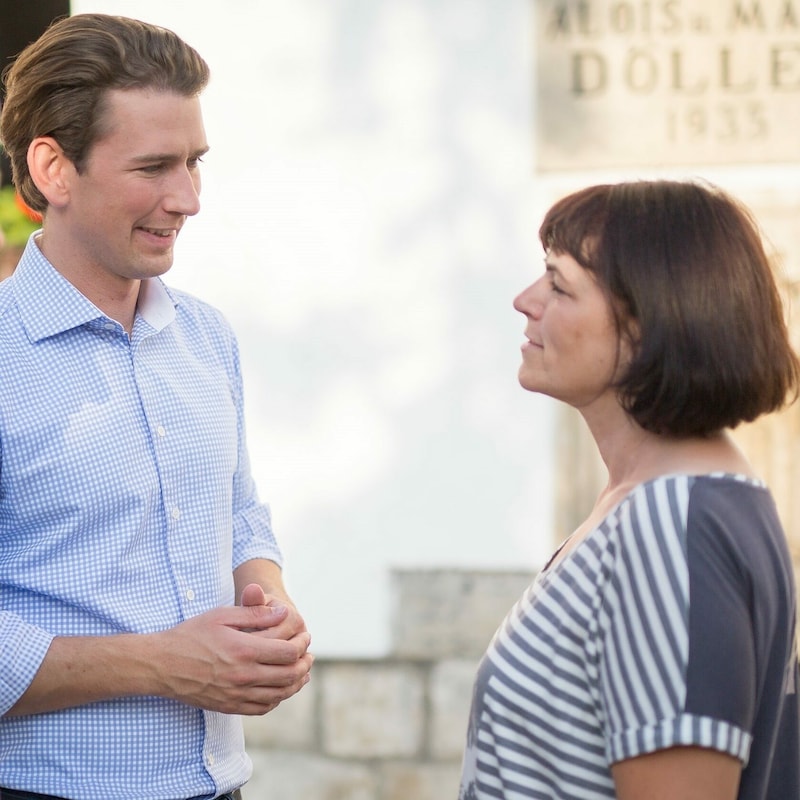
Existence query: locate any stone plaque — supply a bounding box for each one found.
[536,1,800,170]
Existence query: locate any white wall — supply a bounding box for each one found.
[71,0,555,655]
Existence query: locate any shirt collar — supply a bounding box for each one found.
[12,232,177,342]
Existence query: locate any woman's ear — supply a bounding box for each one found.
[620,317,640,367]
[27,137,73,209]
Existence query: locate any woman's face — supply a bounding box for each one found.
[513,250,628,410]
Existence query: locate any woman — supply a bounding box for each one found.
[459,180,800,800]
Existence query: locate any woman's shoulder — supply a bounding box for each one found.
[604,472,780,583]
[611,472,768,534]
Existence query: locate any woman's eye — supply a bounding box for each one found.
[543,265,566,296]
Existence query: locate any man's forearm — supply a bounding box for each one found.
[6,601,311,718]
[233,558,290,604]
[6,632,160,716]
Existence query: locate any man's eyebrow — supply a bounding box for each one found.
[129,146,210,164]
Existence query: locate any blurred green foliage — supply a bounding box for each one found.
[0,186,41,247]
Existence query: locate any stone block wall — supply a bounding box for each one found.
[241,567,535,800]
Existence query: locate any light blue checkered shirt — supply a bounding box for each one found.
[0,235,282,799]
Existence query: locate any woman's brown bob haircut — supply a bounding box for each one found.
[540,180,800,437]
[0,13,210,214]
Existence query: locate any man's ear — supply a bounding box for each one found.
[27,137,74,209]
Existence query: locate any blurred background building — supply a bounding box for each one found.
[54,0,557,659]
[1,2,799,797]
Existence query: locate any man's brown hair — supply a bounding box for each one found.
[0,13,210,213]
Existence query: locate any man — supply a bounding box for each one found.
[0,14,312,800]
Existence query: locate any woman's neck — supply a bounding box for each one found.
[583,405,754,507]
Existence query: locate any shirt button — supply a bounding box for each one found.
[157,425,166,437]
[103,322,115,331]
[171,507,181,520]
[205,752,216,766]
[186,589,196,601]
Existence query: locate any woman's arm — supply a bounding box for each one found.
[612,746,741,800]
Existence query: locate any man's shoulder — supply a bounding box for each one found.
[166,286,232,332]
[168,284,229,326]
[163,284,239,358]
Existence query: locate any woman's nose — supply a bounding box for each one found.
[513,278,546,318]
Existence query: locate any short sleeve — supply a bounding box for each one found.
[597,477,753,766]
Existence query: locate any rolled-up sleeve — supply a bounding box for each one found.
[0,612,53,716]
[229,337,283,571]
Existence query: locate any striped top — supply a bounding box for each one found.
[459,474,799,799]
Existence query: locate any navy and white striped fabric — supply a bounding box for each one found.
[460,473,799,799]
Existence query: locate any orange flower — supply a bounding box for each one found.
[15,192,43,223]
